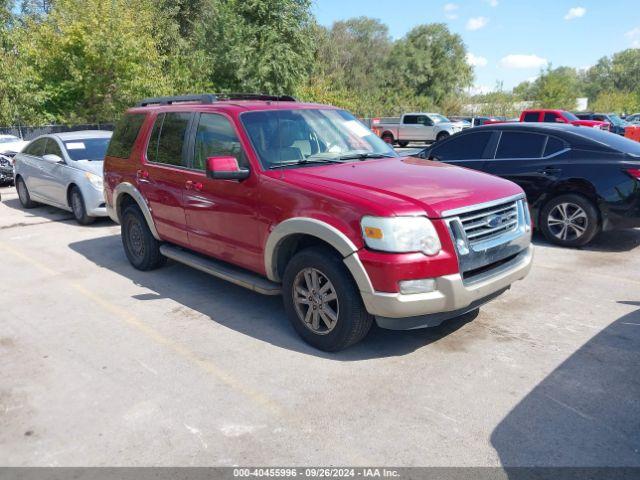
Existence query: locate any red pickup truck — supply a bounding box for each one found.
[104,94,533,351]
[520,109,609,130]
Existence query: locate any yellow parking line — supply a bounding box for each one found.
[0,240,283,417]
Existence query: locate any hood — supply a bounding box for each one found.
[439,121,465,132]
[571,119,607,128]
[279,157,523,218]
[450,120,471,129]
[72,159,104,176]
[0,140,28,154]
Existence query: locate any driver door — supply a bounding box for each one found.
[417,115,436,141]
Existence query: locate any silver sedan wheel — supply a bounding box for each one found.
[547,202,588,241]
[17,179,28,203]
[292,267,339,335]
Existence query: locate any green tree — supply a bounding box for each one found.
[532,66,582,110]
[591,90,640,114]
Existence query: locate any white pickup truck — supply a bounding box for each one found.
[372,113,469,147]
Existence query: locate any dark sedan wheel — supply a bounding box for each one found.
[283,247,373,352]
[121,204,166,271]
[16,177,36,208]
[540,194,599,247]
[70,187,95,225]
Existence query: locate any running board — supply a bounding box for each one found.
[159,245,282,296]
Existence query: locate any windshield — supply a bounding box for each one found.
[64,138,111,161]
[431,114,450,124]
[562,111,580,122]
[608,114,626,126]
[240,109,396,169]
[0,136,20,144]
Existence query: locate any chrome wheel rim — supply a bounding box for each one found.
[547,202,588,241]
[292,268,339,335]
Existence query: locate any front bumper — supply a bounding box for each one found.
[360,245,533,327]
[82,185,108,217]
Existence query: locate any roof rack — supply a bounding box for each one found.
[136,93,297,107]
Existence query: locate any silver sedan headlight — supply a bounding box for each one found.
[84,172,103,190]
[361,216,442,256]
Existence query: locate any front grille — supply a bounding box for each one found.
[458,200,519,244]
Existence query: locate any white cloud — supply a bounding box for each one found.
[499,54,548,69]
[443,3,459,20]
[466,17,489,31]
[625,27,640,47]
[564,7,586,20]
[485,0,498,6]
[466,53,488,67]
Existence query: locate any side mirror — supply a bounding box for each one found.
[42,154,63,163]
[206,156,250,180]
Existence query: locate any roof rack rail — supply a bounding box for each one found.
[136,94,218,107]
[217,93,298,102]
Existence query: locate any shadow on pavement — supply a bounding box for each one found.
[1,195,113,227]
[68,234,478,360]
[491,301,640,469]
[532,228,640,253]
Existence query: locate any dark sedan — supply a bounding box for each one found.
[417,123,640,247]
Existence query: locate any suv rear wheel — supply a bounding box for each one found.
[436,131,450,142]
[282,247,373,352]
[540,193,599,247]
[121,204,166,270]
[381,133,394,144]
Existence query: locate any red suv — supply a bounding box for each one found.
[104,94,533,351]
[520,109,609,130]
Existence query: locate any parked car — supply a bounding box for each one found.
[520,109,609,130]
[0,134,28,154]
[104,93,533,352]
[575,112,629,135]
[450,116,507,127]
[371,113,468,147]
[625,113,640,124]
[13,130,112,224]
[0,153,14,185]
[417,123,640,247]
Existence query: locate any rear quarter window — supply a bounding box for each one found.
[522,112,539,122]
[106,113,146,159]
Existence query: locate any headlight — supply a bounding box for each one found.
[361,216,442,256]
[84,172,103,190]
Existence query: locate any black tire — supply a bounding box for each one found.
[69,186,95,225]
[397,141,409,148]
[16,176,37,208]
[381,133,394,145]
[539,193,600,247]
[282,247,373,352]
[121,204,166,270]
[436,131,450,142]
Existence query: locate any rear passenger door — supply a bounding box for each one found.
[140,111,193,245]
[484,131,568,205]
[38,138,68,205]
[426,131,495,170]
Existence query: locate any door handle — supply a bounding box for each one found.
[185,180,203,192]
[136,169,150,180]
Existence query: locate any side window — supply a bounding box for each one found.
[106,113,146,159]
[147,112,191,167]
[522,112,539,122]
[544,136,566,157]
[420,116,434,126]
[44,139,63,158]
[496,132,547,159]
[193,114,246,170]
[403,115,418,125]
[543,112,559,123]
[431,132,493,161]
[25,138,47,157]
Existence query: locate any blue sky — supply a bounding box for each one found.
[313,0,640,93]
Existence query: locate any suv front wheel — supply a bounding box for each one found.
[121,204,166,270]
[282,247,373,352]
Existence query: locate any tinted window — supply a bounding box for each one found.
[430,132,493,161]
[147,112,191,167]
[496,132,546,159]
[44,139,63,157]
[543,112,559,123]
[193,114,246,170]
[544,137,565,157]
[562,111,579,122]
[64,138,111,161]
[522,112,539,122]
[24,138,47,156]
[570,128,640,155]
[106,113,145,159]
[403,115,418,125]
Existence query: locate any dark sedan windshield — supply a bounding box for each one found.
[240,109,396,169]
[64,138,111,161]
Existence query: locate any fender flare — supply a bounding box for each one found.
[112,182,161,240]
[264,217,374,294]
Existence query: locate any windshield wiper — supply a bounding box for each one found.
[338,153,396,161]
[268,158,344,170]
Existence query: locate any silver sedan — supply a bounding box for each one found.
[13,130,112,224]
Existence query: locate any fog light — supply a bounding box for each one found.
[399,279,436,294]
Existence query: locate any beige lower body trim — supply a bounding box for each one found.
[359,245,533,319]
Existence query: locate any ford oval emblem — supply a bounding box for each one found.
[487,214,507,228]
